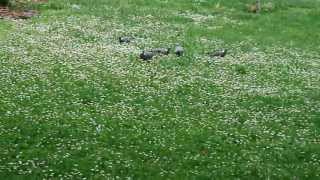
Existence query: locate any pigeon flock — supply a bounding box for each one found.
[118,36,227,62]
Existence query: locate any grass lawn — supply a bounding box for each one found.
[1,0,320,179]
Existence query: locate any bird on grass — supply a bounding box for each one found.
[174,45,184,57]
[209,49,228,58]
[139,51,154,61]
[119,36,131,44]
[248,0,261,13]
[151,48,171,56]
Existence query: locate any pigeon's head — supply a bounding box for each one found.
[139,51,145,58]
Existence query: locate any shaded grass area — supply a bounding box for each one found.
[0,0,320,179]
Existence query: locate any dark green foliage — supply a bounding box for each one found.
[0,0,9,6]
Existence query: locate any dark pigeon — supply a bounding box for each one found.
[174,45,184,57]
[140,51,154,61]
[151,48,171,56]
[209,49,228,58]
[119,36,131,44]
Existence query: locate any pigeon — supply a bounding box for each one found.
[248,0,261,13]
[139,51,154,61]
[151,48,171,56]
[174,45,184,57]
[119,36,131,44]
[209,49,228,58]
[71,4,81,10]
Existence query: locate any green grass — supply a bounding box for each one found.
[0,20,11,40]
[1,0,320,179]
